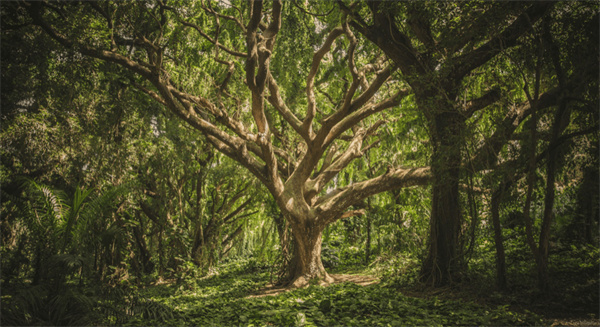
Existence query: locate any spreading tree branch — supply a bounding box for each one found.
[449,2,554,82]
[315,166,432,224]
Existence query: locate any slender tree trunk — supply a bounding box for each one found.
[273,211,291,281]
[491,186,508,290]
[158,228,164,278]
[536,149,561,293]
[32,245,43,285]
[579,167,599,244]
[522,87,542,284]
[522,35,551,291]
[421,112,463,286]
[365,213,372,265]
[539,97,571,292]
[464,170,479,260]
[192,226,204,266]
[192,172,205,266]
[133,225,153,274]
[538,166,555,292]
[536,20,577,292]
[286,219,332,287]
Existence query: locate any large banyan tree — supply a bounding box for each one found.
[17,0,597,286]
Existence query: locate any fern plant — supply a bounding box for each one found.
[1,284,98,326]
[1,179,130,325]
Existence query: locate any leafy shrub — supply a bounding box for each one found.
[99,295,175,326]
[338,246,364,267]
[321,245,340,269]
[373,253,421,287]
[1,285,98,326]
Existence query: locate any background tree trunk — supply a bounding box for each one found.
[272,212,292,282]
[365,213,372,265]
[491,187,508,290]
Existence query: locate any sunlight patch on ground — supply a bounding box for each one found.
[247,274,378,298]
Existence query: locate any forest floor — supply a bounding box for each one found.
[398,285,599,327]
[248,273,379,298]
[90,259,557,326]
[246,270,599,327]
[393,276,599,327]
[5,257,595,326]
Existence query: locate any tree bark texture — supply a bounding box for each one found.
[421,111,464,286]
[286,219,333,287]
[273,212,292,281]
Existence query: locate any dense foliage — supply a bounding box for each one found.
[1,0,598,325]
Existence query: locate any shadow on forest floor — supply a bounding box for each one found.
[397,286,599,327]
[394,277,599,327]
[69,257,596,326]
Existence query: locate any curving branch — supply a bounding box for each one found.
[27,3,154,79]
[206,135,270,189]
[305,120,385,203]
[304,26,344,138]
[338,17,360,114]
[200,0,246,31]
[131,81,167,106]
[323,87,409,147]
[292,0,335,18]
[179,20,248,58]
[266,73,307,140]
[315,166,432,224]
[245,0,284,195]
[407,7,436,50]
[462,88,502,119]
[449,2,554,82]
[168,82,291,181]
[469,87,560,172]
[29,1,277,193]
[322,65,394,128]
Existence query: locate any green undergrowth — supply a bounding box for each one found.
[104,258,545,326]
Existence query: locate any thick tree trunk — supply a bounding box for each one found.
[421,112,463,286]
[422,168,461,286]
[286,219,333,287]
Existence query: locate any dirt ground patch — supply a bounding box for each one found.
[331,274,379,286]
[550,318,600,326]
[247,274,378,298]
